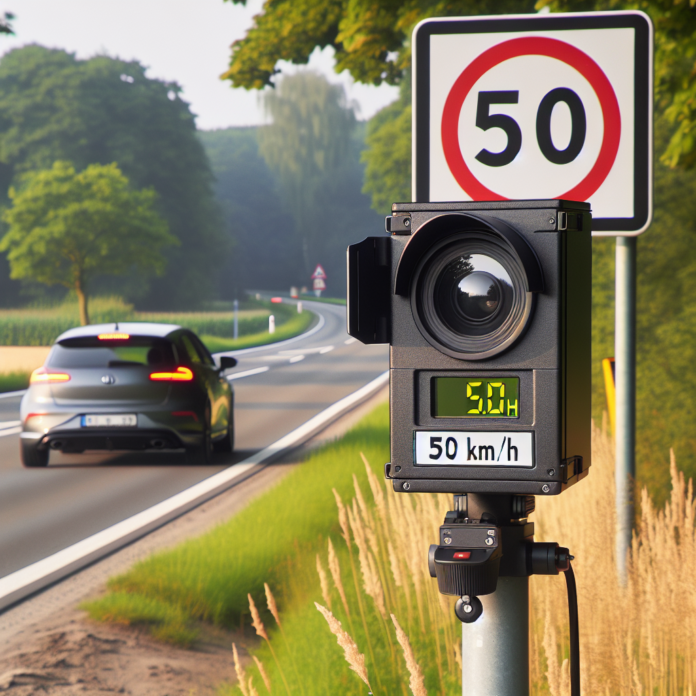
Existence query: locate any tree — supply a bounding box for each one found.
[222,0,526,89]
[362,79,412,212]
[224,0,696,169]
[198,127,298,295]
[258,71,359,276]
[0,161,175,325]
[0,45,224,308]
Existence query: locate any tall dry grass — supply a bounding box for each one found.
[313,461,458,694]
[231,419,696,694]
[532,420,696,695]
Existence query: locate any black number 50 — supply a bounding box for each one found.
[475,88,586,167]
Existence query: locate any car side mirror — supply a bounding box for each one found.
[218,356,237,370]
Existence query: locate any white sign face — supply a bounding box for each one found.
[312,264,327,279]
[413,12,653,235]
[415,431,533,467]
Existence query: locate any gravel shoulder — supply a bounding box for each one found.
[0,386,387,695]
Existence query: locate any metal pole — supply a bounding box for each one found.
[233,298,239,340]
[614,235,637,585]
[461,577,530,696]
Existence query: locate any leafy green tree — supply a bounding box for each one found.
[223,0,526,88]
[224,0,696,169]
[0,45,224,308]
[362,79,412,213]
[198,127,298,295]
[258,71,359,276]
[0,161,175,325]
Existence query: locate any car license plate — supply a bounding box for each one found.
[415,431,534,467]
[81,414,137,428]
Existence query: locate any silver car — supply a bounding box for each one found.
[19,323,236,467]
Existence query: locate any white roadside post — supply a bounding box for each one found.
[412,10,653,691]
[269,315,275,334]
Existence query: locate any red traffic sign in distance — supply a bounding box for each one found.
[311,264,327,280]
[413,12,653,236]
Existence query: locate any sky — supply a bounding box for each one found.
[0,0,400,130]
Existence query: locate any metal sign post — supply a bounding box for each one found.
[410,10,653,692]
[615,235,637,584]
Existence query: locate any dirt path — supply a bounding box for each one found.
[0,387,387,695]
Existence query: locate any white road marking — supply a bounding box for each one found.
[217,312,326,357]
[0,390,26,400]
[226,366,270,381]
[289,355,305,363]
[246,355,293,361]
[279,345,333,355]
[0,427,21,438]
[0,420,21,430]
[0,370,389,611]
[344,337,357,345]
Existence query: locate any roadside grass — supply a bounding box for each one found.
[222,424,696,696]
[300,295,346,306]
[201,307,314,353]
[82,396,696,694]
[0,370,30,393]
[82,402,390,645]
[80,592,198,647]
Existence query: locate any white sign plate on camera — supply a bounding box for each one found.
[415,431,533,467]
[412,11,653,236]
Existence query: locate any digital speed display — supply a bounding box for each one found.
[433,377,519,418]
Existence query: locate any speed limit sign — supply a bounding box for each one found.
[413,12,653,235]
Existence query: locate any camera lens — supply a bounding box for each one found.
[455,271,501,321]
[412,231,534,360]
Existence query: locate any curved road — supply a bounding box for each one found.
[0,301,388,579]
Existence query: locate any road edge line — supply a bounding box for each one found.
[0,370,388,613]
[220,308,326,357]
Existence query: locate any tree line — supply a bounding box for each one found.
[0,46,380,313]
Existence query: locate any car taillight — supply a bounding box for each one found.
[30,367,71,384]
[98,333,130,340]
[149,366,194,382]
[172,410,199,421]
[25,412,48,423]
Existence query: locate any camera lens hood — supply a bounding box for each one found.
[401,213,543,360]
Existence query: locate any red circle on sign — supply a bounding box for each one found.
[441,36,621,201]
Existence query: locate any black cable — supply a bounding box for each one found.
[564,562,580,696]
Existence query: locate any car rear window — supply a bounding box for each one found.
[48,337,177,368]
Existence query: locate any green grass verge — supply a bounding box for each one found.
[80,592,198,647]
[82,402,389,647]
[0,370,30,393]
[201,307,315,353]
[300,295,346,306]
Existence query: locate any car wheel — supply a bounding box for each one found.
[214,417,234,453]
[188,405,213,464]
[21,440,49,468]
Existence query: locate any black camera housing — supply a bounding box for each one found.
[348,200,591,496]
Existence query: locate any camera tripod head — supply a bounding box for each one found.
[428,494,573,623]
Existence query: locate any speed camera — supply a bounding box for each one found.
[347,200,591,496]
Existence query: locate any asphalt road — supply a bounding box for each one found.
[0,301,388,579]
